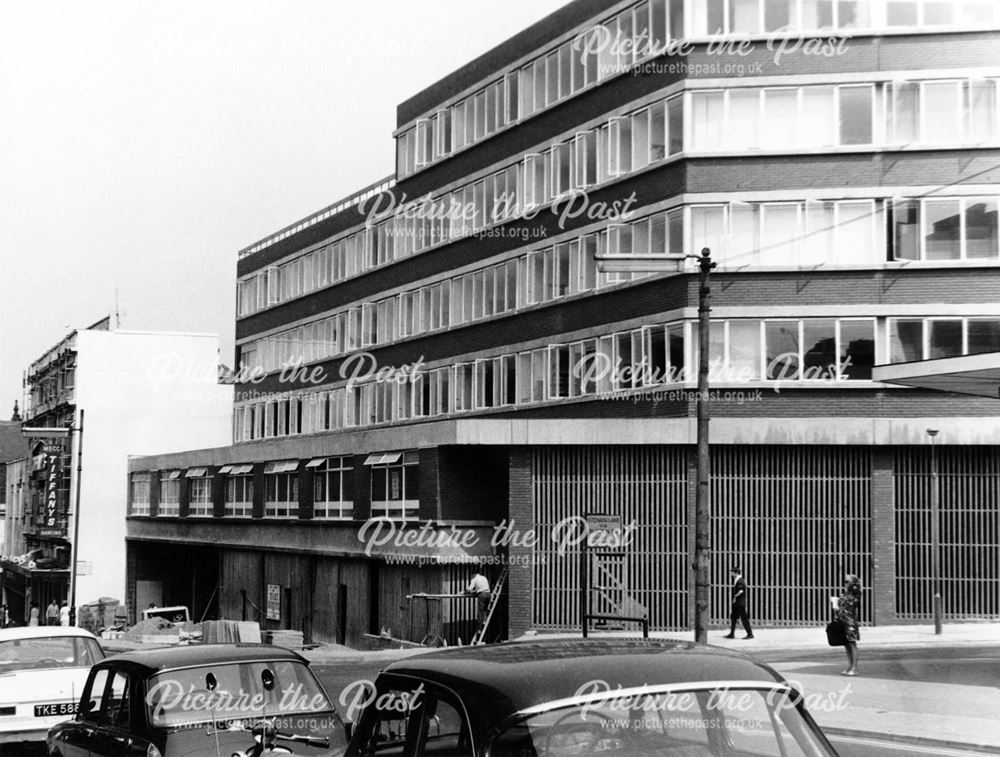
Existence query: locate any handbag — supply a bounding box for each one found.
[825,618,847,647]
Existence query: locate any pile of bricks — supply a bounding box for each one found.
[78,597,125,634]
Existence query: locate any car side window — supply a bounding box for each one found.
[361,689,411,756]
[99,670,131,730]
[413,694,471,757]
[81,668,111,723]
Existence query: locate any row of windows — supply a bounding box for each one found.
[240,77,1000,318]
[129,459,351,519]
[694,196,1000,265]
[691,0,997,35]
[232,314,1000,442]
[240,224,659,376]
[239,195,999,377]
[890,317,1000,362]
[396,0,1000,178]
[129,455,414,520]
[396,0,686,178]
[691,79,999,152]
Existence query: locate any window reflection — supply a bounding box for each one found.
[765,322,800,380]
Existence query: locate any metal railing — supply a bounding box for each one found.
[237,175,396,259]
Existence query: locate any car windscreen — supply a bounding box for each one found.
[0,635,104,672]
[490,686,837,757]
[146,659,334,727]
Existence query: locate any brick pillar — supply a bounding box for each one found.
[352,455,371,521]
[300,466,314,520]
[150,471,161,517]
[212,468,225,518]
[871,447,896,626]
[418,448,440,521]
[252,464,265,519]
[507,447,533,638]
[125,541,138,625]
[178,475,190,518]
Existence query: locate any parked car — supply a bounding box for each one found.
[47,643,348,757]
[345,639,841,757]
[0,625,105,747]
[141,606,190,625]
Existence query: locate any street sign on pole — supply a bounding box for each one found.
[589,247,715,645]
[594,253,688,274]
[20,427,72,440]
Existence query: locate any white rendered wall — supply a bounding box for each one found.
[68,330,233,607]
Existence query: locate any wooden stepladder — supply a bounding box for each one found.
[471,566,507,646]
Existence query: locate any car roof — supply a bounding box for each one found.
[0,626,101,642]
[380,639,785,728]
[97,643,307,674]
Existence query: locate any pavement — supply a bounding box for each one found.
[107,622,1000,752]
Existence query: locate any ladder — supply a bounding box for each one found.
[470,566,507,646]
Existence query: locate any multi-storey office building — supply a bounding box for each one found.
[128,0,1000,646]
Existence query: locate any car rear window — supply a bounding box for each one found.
[490,687,836,757]
[0,635,104,672]
[146,659,334,727]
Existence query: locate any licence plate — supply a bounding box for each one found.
[34,702,76,717]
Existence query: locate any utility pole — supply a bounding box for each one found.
[68,410,85,627]
[694,249,715,644]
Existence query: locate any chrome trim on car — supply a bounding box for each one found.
[514,680,798,718]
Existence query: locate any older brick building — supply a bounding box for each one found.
[128,0,1000,646]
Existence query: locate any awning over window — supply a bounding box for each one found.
[164,470,181,480]
[230,464,254,475]
[184,468,208,478]
[363,452,402,466]
[305,458,327,468]
[264,460,299,474]
[218,465,233,474]
[873,353,1000,399]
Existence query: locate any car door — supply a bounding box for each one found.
[51,667,110,757]
[349,677,474,757]
[86,667,148,757]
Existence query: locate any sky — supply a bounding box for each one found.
[0,0,570,416]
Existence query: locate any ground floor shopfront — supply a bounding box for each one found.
[126,419,1000,646]
[0,560,69,626]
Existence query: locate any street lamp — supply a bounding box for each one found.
[926,428,942,635]
[595,247,715,644]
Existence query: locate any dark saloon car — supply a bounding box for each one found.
[47,643,348,757]
[346,639,841,757]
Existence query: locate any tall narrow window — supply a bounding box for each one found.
[667,95,684,155]
[966,199,999,259]
[838,86,873,145]
[924,199,962,260]
[923,81,961,144]
[691,91,724,151]
[890,82,919,144]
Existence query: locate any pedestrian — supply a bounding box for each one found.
[0,603,8,628]
[46,599,60,626]
[60,600,70,627]
[723,566,754,639]
[466,567,491,633]
[28,602,40,627]
[834,573,862,676]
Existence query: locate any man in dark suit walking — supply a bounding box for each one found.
[723,566,754,639]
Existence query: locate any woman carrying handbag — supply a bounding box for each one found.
[831,573,862,676]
